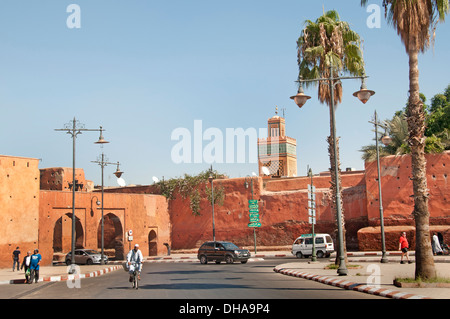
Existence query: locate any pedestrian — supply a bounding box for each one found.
[29,249,42,284]
[21,251,32,283]
[399,232,412,264]
[432,233,443,255]
[12,246,20,271]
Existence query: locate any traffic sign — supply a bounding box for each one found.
[248,200,258,205]
[248,204,258,210]
[249,208,259,213]
[248,222,261,228]
[249,216,260,223]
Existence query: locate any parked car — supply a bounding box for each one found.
[65,249,108,265]
[291,233,334,258]
[197,241,251,264]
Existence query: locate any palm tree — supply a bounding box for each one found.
[296,10,365,265]
[360,113,409,161]
[361,0,449,280]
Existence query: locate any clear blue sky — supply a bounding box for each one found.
[0,1,449,186]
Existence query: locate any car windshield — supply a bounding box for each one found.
[221,242,239,250]
[84,250,99,255]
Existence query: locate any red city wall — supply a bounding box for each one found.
[38,189,170,266]
[0,156,40,269]
[167,173,368,251]
[162,152,450,251]
[2,151,449,268]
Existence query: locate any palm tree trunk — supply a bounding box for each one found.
[327,104,348,266]
[407,48,436,280]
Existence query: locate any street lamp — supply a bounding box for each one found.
[353,77,375,104]
[369,110,391,263]
[308,168,317,262]
[55,118,108,274]
[92,154,122,265]
[290,67,375,276]
[209,172,216,242]
[290,80,311,108]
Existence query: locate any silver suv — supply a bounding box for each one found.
[65,249,108,265]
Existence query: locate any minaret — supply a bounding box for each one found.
[257,106,297,178]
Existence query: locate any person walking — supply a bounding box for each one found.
[432,233,443,255]
[12,247,21,271]
[29,249,42,284]
[21,251,32,283]
[399,232,412,264]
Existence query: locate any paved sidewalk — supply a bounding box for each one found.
[1,250,449,299]
[272,251,450,299]
[0,264,123,285]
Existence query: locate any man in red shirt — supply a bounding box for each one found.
[399,232,412,264]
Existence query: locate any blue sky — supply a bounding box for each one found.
[0,1,449,187]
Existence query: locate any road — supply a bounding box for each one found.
[1,259,383,301]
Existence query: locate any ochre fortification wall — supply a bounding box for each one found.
[2,151,448,268]
[167,151,450,251]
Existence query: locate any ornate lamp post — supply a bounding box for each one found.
[55,118,108,273]
[369,110,391,263]
[290,68,375,276]
[92,153,122,265]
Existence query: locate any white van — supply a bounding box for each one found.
[291,233,334,258]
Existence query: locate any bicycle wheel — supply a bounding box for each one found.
[133,272,139,289]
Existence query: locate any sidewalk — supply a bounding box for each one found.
[274,253,450,300]
[1,250,449,299]
[0,264,123,285]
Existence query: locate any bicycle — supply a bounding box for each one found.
[128,261,141,289]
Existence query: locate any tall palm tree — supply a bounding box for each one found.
[296,10,365,265]
[361,0,449,280]
[360,113,409,161]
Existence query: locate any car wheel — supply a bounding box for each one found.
[65,259,71,266]
[296,252,303,259]
[316,251,324,258]
[86,259,93,265]
[200,255,208,264]
[225,255,234,264]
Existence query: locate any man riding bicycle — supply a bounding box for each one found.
[127,244,144,282]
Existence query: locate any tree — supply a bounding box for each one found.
[360,112,409,161]
[426,85,450,149]
[296,10,365,265]
[361,0,449,280]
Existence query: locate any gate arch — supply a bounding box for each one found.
[97,213,124,260]
[53,213,84,253]
[148,229,157,256]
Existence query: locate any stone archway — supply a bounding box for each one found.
[97,213,124,260]
[53,213,84,253]
[148,229,157,256]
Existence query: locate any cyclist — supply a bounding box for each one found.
[127,244,144,282]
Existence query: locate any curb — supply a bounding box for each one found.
[273,266,431,299]
[0,265,122,285]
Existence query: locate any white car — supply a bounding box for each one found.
[291,234,334,258]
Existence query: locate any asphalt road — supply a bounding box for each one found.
[1,259,384,301]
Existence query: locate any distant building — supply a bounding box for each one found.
[257,109,297,178]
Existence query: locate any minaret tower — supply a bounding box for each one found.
[257,107,297,178]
